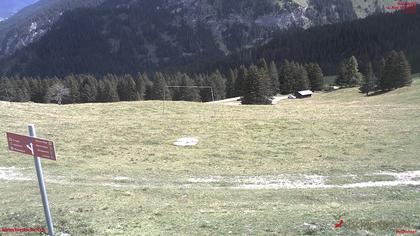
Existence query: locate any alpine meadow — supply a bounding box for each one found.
[0,0,420,235]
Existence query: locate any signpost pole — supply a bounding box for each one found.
[28,124,55,236]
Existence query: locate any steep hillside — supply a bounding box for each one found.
[215,8,420,75]
[0,0,106,57]
[1,0,417,77]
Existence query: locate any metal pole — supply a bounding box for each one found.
[163,87,166,115]
[210,87,216,118]
[28,124,55,236]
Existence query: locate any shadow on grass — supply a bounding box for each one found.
[361,90,391,97]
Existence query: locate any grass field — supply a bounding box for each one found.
[0,78,419,235]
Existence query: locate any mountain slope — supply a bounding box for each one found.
[0,0,106,57]
[214,8,420,75]
[0,0,418,77]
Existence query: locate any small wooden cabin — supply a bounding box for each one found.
[295,90,313,99]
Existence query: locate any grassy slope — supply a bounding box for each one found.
[0,78,419,235]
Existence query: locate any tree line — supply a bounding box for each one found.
[0,59,323,105]
[336,51,412,95]
[0,50,412,105]
[0,71,227,104]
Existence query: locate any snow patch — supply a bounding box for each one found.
[29,22,38,32]
[174,137,199,146]
[113,176,131,181]
[0,167,32,181]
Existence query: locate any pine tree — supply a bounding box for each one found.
[336,62,347,86]
[18,78,31,102]
[0,77,14,101]
[125,74,139,101]
[207,70,226,101]
[29,78,44,103]
[258,60,274,96]
[117,77,127,101]
[79,75,98,103]
[225,68,236,98]
[381,51,399,91]
[397,51,412,87]
[65,74,80,103]
[336,56,363,87]
[177,73,200,102]
[151,72,169,100]
[305,63,324,91]
[269,61,280,95]
[135,73,148,100]
[242,65,272,105]
[102,79,119,102]
[360,62,375,96]
[292,63,310,92]
[117,75,138,101]
[234,65,247,96]
[39,79,50,103]
[194,74,208,102]
[279,60,293,94]
[144,75,154,100]
[97,80,106,102]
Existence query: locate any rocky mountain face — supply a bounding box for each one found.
[0,0,105,57]
[0,0,418,76]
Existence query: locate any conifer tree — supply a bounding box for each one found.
[279,60,293,94]
[269,61,280,95]
[144,74,154,100]
[207,70,226,101]
[258,60,274,96]
[242,65,272,105]
[397,51,412,87]
[292,63,310,92]
[360,62,375,96]
[381,51,399,91]
[336,56,363,87]
[29,78,44,103]
[225,69,236,98]
[135,73,148,100]
[0,77,14,101]
[122,74,139,101]
[235,65,247,96]
[177,73,200,102]
[380,50,412,91]
[65,74,80,103]
[305,63,324,91]
[97,80,106,102]
[18,78,31,102]
[39,79,50,103]
[79,75,98,103]
[103,79,119,102]
[151,72,170,100]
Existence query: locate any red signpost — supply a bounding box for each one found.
[5,125,56,236]
[6,132,56,161]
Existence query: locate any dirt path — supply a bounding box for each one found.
[1,166,420,190]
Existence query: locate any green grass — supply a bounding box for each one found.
[0,78,419,235]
